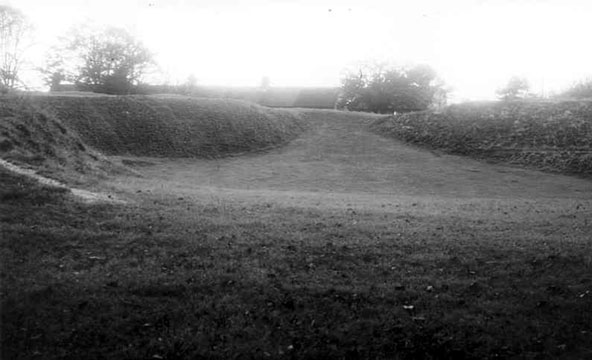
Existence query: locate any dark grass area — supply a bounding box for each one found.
[370,100,592,176]
[2,168,592,359]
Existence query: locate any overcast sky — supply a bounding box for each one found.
[7,0,592,101]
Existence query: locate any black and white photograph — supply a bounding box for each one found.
[1,0,591,358]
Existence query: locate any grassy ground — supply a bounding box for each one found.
[2,106,592,359]
[370,100,592,176]
[1,166,591,359]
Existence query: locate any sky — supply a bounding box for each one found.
[5,0,592,101]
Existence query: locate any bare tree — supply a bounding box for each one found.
[0,6,32,90]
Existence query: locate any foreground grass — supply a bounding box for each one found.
[1,169,592,359]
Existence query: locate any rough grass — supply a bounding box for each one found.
[370,100,592,176]
[2,97,592,359]
[0,95,124,183]
[31,94,307,158]
[2,168,591,359]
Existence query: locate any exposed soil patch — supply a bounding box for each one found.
[0,158,125,204]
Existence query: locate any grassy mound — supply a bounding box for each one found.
[371,100,592,176]
[1,94,307,181]
[0,96,118,182]
[33,94,307,158]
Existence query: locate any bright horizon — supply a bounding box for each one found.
[6,0,592,101]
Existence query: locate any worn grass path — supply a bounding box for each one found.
[110,109,592,208]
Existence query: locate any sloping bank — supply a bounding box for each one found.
[370,100,592,176]
[0,94,307,177]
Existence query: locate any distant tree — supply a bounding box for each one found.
[556,78,592,99]
[260,76,271,90]
[336,63,446,113]
[496,76,530,100]
[43,25,154,94]
[178,74,198,95]
[39,50,68,91]
[186,74,198,88]
[0,6,32,90]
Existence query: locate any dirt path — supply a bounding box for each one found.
[109,109,592,211]
[0,159,126,204]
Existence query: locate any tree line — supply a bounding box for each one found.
[41,25,154,94]
[336,62,447,113]
[0,5,156,95]
[1,5,591,110]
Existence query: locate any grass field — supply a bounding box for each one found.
[1,98,592,359]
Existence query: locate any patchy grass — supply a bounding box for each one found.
[2,167,591,359]
[371,100,592,176]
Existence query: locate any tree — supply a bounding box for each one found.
[40,50,68,91]
[496,76,530,100]
[0,6,32,90]
[556,78,592,99]
[336,62,446,113]
[260,76,271,90]
[179,74,198,95]
[44,25,154,94]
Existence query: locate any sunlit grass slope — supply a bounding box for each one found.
[33,94,307,158]
[371,100,592,176]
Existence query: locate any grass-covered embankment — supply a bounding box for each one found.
[34,94,307,158]
[0,96,118,181]
[0,94,307,177]
[371,100,592,176]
